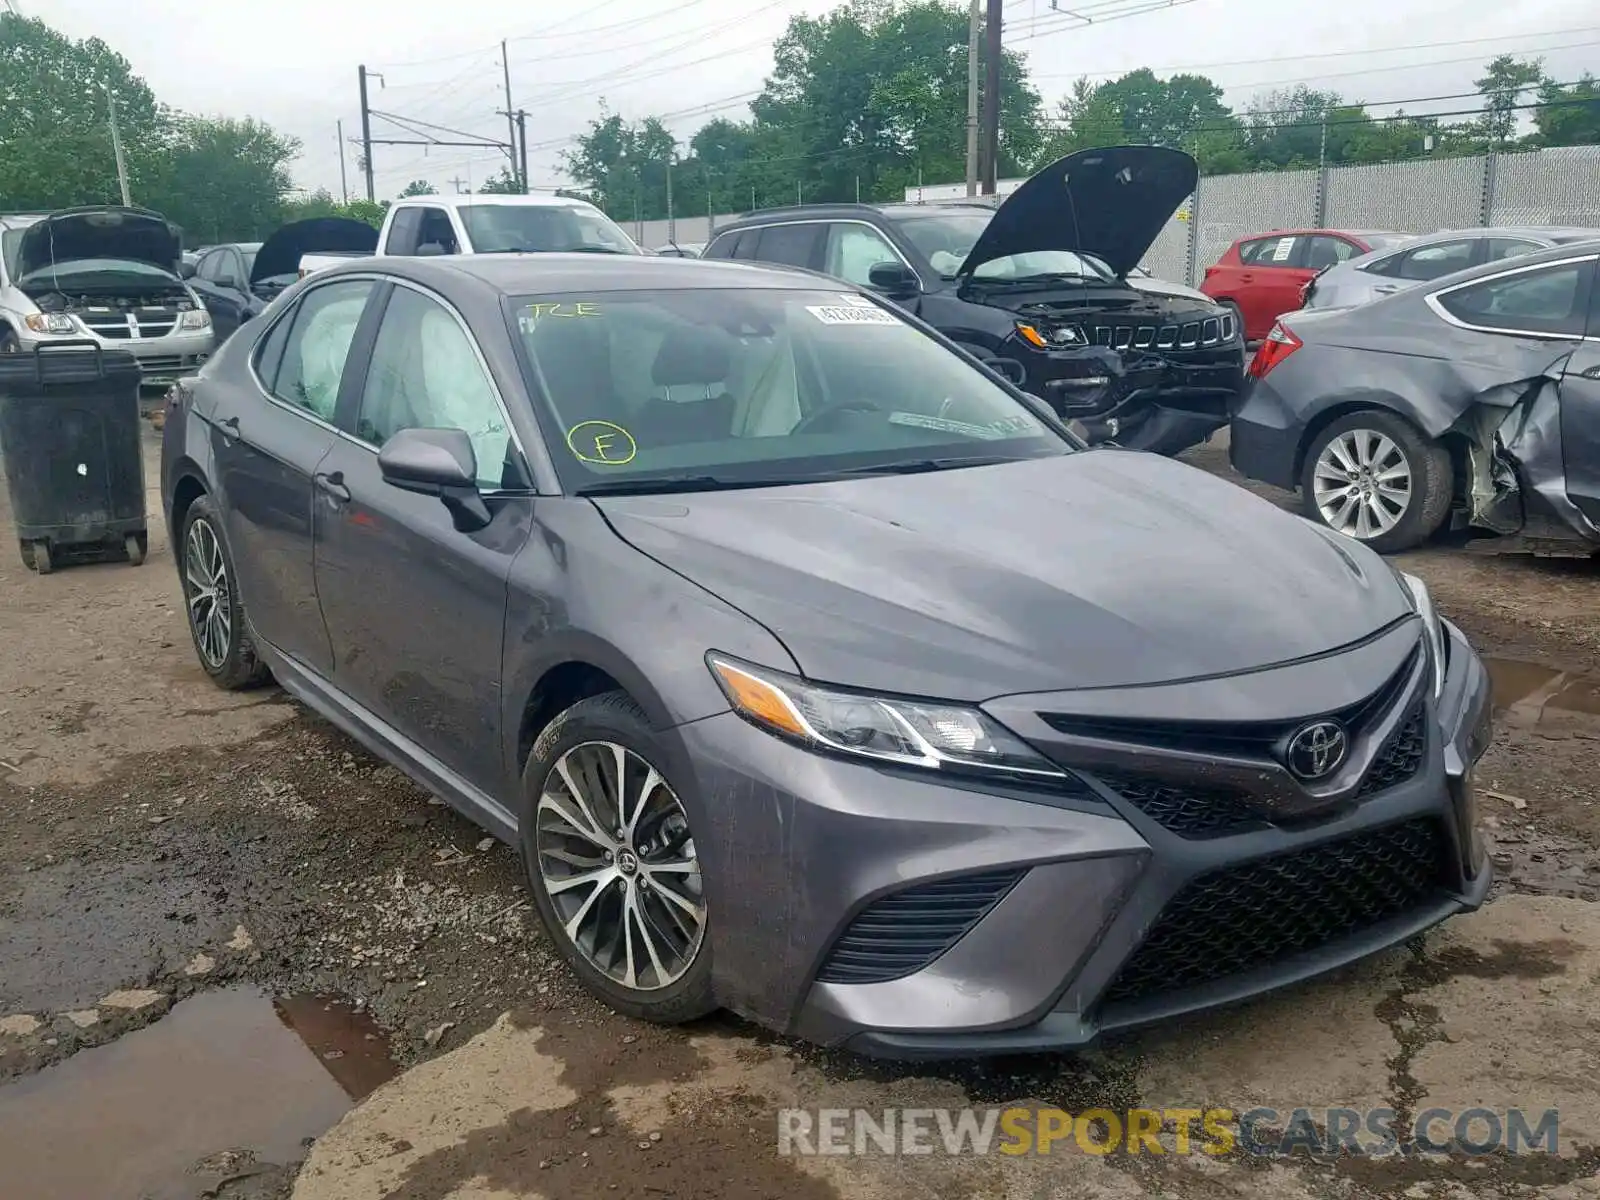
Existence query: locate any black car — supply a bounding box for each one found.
[182,217,378,344]
[702,147,1245,456]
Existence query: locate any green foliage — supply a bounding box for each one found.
[476,168,524,194]
[1533,74,1600,147]
[398,179,437,197]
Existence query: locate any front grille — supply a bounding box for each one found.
[1096,772,1265,840]
[1357,705,1426,797]
[814,869,1025,985]
[1101,818,1447,1005]
[1091,315,1234,352]
[80,314,179,340]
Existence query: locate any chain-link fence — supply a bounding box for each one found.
[632,145,1600,284]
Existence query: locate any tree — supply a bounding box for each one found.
[398,179,437,197]
[1041,69,1247,174]
[475,168,523,195]
[145,115,300,243]
[1475,55,1545,147]
[0,13,165,210]
[1533,74,1600,147]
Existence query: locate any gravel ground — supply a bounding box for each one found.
[1,426,1598,1200]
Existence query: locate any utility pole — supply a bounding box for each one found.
[965,0,981,196]
[515,110,529,194]
[501,41,520,190]
[448,175,468,194]
[358,65,376,202]
[665,156,675,243]
[979,0,1004,194]
[104,84,130,206]
[336,119,349,204]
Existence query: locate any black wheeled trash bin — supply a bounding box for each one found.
[0,341,148,574]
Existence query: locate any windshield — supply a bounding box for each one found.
[510,288,1070,493]
[460,204,638,255]
[894,211,1117,283]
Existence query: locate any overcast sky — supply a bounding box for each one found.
[30,0,1600,201]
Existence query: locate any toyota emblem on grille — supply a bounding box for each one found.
[1285,721,1348,781]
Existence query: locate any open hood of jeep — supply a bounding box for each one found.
[252,217,378,285]
[959,146,1198,279]
[16,206,183,277]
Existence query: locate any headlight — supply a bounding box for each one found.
[1398,572,1446,698]
[24,313,75,334]
[180,310,211,330]
[707,654,1067,781]
[1015,321,1085,348]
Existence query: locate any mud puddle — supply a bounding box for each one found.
[0,986,397,1200]
[1487,656,1600,726]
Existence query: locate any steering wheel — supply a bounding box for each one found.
[791,399,883,436]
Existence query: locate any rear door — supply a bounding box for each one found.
[210,276,379,673]
[1227,234,1303,341]
[312,279,533,796]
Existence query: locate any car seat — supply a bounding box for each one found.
[633,326,737,446]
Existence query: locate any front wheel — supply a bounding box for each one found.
[520,692,714,1024]
[179,496,271,689]
[1300,410,1453,554]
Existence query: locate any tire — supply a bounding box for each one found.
[178,495,271,689]
[520,691,715,1024]
[1300,409,1452,554]
[18,541,34,570]
[30,540,51,574]
[0,328,19,355]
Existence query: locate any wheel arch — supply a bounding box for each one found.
[1293,393,1433,485]
[167,465,210,544]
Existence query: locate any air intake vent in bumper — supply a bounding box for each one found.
[814,869,1025,986]
[1357,704,1426,797]
[1102,818,1446,1005]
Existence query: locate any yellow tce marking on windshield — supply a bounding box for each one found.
[566,420,637,465]
[526,301,603,320]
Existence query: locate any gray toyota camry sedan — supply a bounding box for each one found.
[160,252,1493,1057]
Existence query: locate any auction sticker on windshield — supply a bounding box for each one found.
[807,304,900,326]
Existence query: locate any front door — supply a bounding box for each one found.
[210,276,377,673]
[313,281,532,796]
[1560,337,1600,528]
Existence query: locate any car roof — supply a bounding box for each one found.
[318,251,845,294]
[389,193,602,210]
[715,201,995,231]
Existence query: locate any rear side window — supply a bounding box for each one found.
[1434,261,1593,338]
[703,230,741,259]
[752,223,823,268]
[1239,235,1297,266]
[1395,240,1476,282]
[1305,236,1359,270]
[1487,238,1546,263]
[252,309,294,391]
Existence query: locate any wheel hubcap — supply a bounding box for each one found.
[1313,429,1412,539]
[183,518,232,668]
[535,741,706,992]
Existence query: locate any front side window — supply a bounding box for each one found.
[271,279,374,420]
[1433,262,1592,338]
[510,288,1070,493]
[893,211,1115,282]
[458,204,637,255]
[824,223,900,285]
[1306,236,1359,271]
[354,286,516,490]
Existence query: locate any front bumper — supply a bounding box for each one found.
[16,329,213,386]
[673,621,1492,1058]
[1023,341,1246,457]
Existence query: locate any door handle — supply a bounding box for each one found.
[1374,285,1398,295]
[1239,273,1255,282]
[215,414,240,440]
[1581,364,1600,380]
[315,471,351,503]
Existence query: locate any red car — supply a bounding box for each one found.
[1200,228,1411,342]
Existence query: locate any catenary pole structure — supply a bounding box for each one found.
[980,0,1003,194]
[965,0,981,196]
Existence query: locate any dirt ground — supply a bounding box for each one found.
[1,426,1598,1200]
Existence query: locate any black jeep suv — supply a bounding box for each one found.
[702,146,1244,456]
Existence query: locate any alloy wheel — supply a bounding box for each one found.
[183,517,233,668]
[535,741,706,992]
[1312,428,1413,539]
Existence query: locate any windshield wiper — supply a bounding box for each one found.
[816,454,1027,478]
[574,473,799,496]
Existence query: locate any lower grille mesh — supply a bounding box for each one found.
[814,869,1025,986]
[1098,773,1265,839]
[1102,818,1447,1005]
[1358,705,1427,797]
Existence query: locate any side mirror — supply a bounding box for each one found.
[377,427,491,531]
[179,261,196,278]
[867,261,920,296]
[1066,418,1092,443]
[415,242,448,257]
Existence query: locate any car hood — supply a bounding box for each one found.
[959,146,1198,279]
[1128,274,1211,303]
[595,452,1412,703]
[16,206,182,277]
[251,217,378,284]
